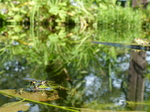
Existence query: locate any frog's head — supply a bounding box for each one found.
[30,80,36,85]
[41,81,47,85]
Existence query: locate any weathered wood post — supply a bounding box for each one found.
[127,50,146,110]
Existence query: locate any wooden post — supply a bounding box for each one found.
[127,50,146,110]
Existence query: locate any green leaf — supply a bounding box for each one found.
[12,7,19,12]
[0,102,30,112]
[0,89,59,101]
[0,90,78,112]
[49,6,60,15]
[13,15,22,21]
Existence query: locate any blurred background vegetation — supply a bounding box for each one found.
[0,0,150,111]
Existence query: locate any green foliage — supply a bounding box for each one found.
[0,0,146,30]
[0,13,5,19]
[0,0,148,81]
[84,101,117,110]
[98,6,142,30]
[0,0,150,111]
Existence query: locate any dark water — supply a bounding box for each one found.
[0,24,150,112]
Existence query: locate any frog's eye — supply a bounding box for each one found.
[30,80,36,85]
[41,81,46,84]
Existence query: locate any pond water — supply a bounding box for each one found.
[0,24,150,112]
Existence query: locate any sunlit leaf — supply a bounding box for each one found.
[59,10,67,19]
[13,26,22,32]
[49,6,60,15]
[0,89,59,101]
[11,36,19,40]
[13,15,22,21]
[0,102,30,112]
[0,90,78,112]
[12,7,19,12]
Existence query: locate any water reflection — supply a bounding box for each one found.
[0,23,150,111]
[88,46,150,111]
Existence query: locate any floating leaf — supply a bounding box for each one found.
[0,90,78,112]
[0,102,30,112]
[0,89,59,101]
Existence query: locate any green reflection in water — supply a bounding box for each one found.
[0,23,149,111]
[0,0,150,111]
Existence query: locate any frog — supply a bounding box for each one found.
[16,78,67,95]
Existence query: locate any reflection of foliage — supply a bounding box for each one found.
[65,81,85,107]
[0,0,146,71]
[84,101,117,110]
[1,0,150,111]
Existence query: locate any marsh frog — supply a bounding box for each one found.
[16,78,66,94]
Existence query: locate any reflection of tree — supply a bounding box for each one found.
[127,50,146,110]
